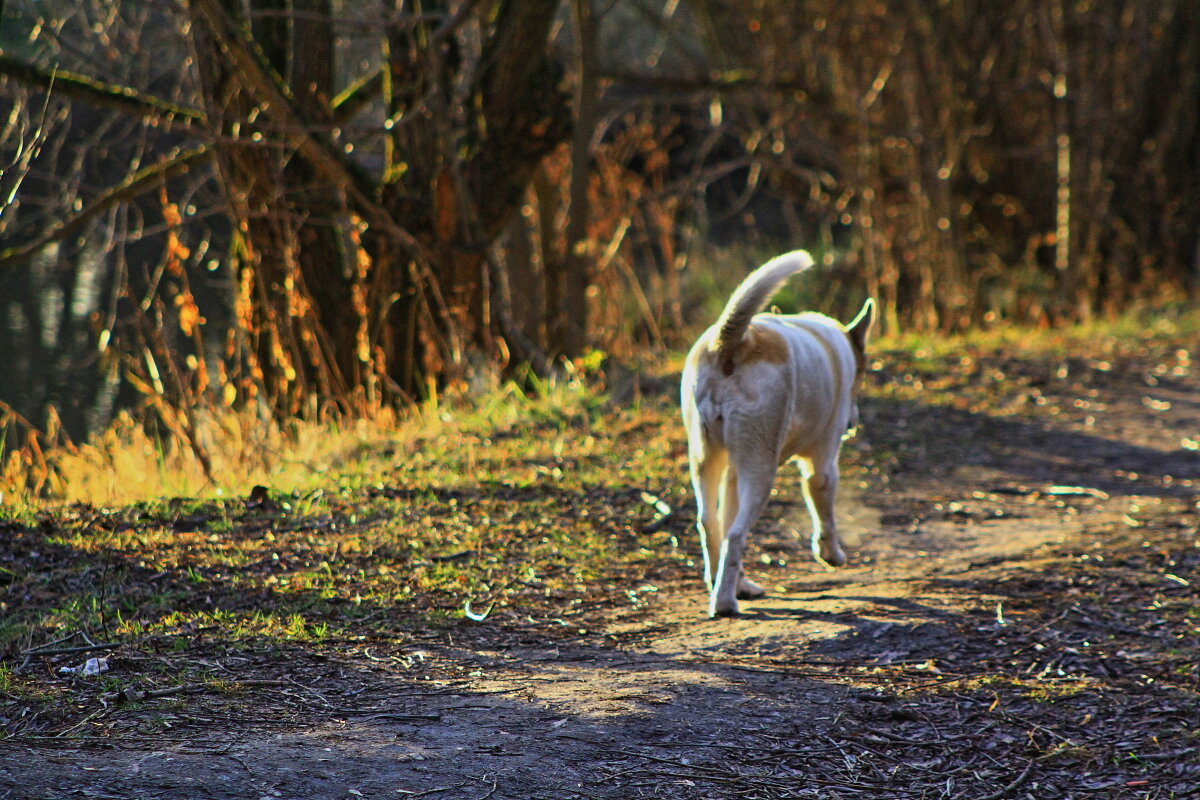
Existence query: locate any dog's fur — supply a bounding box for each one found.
[680,251,875,617]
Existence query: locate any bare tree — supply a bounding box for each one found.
[3,0,1199,450]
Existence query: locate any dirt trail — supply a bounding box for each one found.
[3,347,1199,799]
[644,502,1063,667]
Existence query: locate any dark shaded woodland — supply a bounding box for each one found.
[1,0,1197,441]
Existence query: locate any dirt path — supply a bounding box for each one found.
[3,343,1198,799]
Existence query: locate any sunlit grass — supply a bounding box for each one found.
[877,301,1200,360]
[1,359,624,508]
[6,406,405,507]
[862,303,1197,422]
[147,608,332,642]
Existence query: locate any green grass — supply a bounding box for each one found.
[879,301,1200,362]
[0,662,16,694]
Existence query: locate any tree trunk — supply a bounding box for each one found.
[557,0,597,359]
[190,0,422,408]
[283,0,364,404]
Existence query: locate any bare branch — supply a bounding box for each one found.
[331,68,382,122]
[186,0,404,241]
[0,145,212,270]
[0,54,206,131]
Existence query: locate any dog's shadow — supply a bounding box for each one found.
[729,592,953,623]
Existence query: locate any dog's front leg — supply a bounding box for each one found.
[718,473,766,600]
[710,463,776,617]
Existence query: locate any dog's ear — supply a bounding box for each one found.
[847,298,875,353]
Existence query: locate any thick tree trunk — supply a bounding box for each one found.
[190,0,395,408]
[381,0,571,381]
[190,0,312,411]
[283,0,364,404]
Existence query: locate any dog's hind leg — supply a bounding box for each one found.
[799,454,847,567]
[710,460,777,617]
[690,447,727,592]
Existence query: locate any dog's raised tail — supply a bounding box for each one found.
[715,250,815,373]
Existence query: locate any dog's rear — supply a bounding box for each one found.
[681,250,874,617]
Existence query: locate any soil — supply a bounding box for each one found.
[3,343,1199,799]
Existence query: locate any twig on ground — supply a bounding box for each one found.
[472,775,499,800]
[105,678,292,704]
[22,642,121,657]
[959,758,1035,800]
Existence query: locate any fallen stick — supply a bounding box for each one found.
[107,679,292,704]
[23,642,120,657]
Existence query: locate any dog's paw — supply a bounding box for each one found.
[708,595,740,618]
[814,540,847,568]
[736,576,766,599]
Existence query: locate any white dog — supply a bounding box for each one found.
[681,251,875,617]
